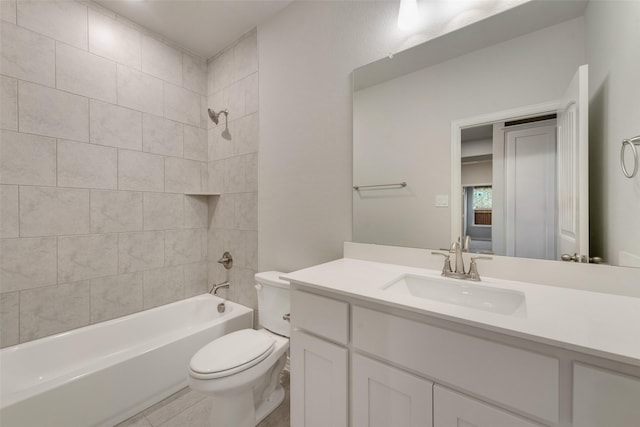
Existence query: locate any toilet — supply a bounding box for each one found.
[188,271,290,427]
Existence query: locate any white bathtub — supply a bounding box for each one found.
[0,294,253,427]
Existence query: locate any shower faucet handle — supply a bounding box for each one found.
[217,252,233,269]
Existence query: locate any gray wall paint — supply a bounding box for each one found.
[587,0,640,267]
[258,1,584,272]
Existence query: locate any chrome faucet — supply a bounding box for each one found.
[431,239,492,281]
[209,280,230,295]
[450,240,465,275]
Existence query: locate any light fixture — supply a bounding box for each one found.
[397,0,419,30]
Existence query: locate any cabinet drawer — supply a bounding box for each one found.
[573,363,640,427]
[434,385,543,427]
[291,290,349,344]
[352,306,559,424]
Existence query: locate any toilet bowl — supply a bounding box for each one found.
[188,271,290,427]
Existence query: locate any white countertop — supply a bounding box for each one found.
[283,258,640,367]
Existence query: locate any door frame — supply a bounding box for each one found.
[450,100,561,243]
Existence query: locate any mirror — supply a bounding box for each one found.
[352,0,640,267]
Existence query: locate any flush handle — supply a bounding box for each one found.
[282,313,291,322]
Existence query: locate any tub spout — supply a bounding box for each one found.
[210,281,230,296]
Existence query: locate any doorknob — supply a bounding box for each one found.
[561,253,603,263]
[561,253,583,262]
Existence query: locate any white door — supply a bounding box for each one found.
[352,353,433,427]
[290,330,348,427]
[557,64,589,261]
[433,385,543,427]
[504,124,557,260]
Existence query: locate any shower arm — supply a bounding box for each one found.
[208,108,229,129]
[219,109,228,128]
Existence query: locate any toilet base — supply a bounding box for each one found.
[204,353,288,427]
[255,384,285,425]
[208,381,285,427]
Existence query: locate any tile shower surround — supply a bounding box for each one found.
[0,0,259,347]
[207,29,260,321]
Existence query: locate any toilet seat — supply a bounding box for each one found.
[190,329,275,379]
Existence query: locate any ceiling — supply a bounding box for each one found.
[94,0,293,59]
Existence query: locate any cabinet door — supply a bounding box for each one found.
[290,330,348,427]
[352,353,433,427]
[573,363,640,427]
[433,385,543,427]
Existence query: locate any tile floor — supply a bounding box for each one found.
[116,371,290,427]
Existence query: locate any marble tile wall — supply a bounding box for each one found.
[0,0,210,347]
[207,30,260,316]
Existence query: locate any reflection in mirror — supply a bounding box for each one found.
[352,0,640,267]
[452,63,590,263]
[461,116,558,260]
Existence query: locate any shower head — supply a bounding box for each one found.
[208,108,228,125]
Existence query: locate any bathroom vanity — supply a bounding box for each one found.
[284,258,640,427]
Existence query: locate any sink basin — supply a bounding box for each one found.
[382,274,526,316]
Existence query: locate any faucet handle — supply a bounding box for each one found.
[217,251,233,270]
[468,256,492,281]
[463,235,471,252]
[431,252,453,276]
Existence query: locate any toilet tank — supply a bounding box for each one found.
[255,271,290,337]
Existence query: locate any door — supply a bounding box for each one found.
[352,353,433,427]
[504,124,557,260]
[290,330,348,427]
[433,385,543,427]
[557,64,589,261]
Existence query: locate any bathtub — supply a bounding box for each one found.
[0,294,253,427]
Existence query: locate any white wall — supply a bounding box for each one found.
[587,0,640,267]
[258,1,397,272]
[352,17,584,251]
[462,162,492,186]
[258,0,534,273]
[461,138,493,158]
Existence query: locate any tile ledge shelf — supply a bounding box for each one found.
[184,193,220,196]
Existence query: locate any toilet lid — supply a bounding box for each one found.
[190,329,275,378]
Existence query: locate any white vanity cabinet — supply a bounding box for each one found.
[352,353,433,427]
[351,306,558,424]
[289,285,640,427]
[434,386,543,427]
[290,330,348,427]
[573,363,640,427]
[290,291,350,427]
